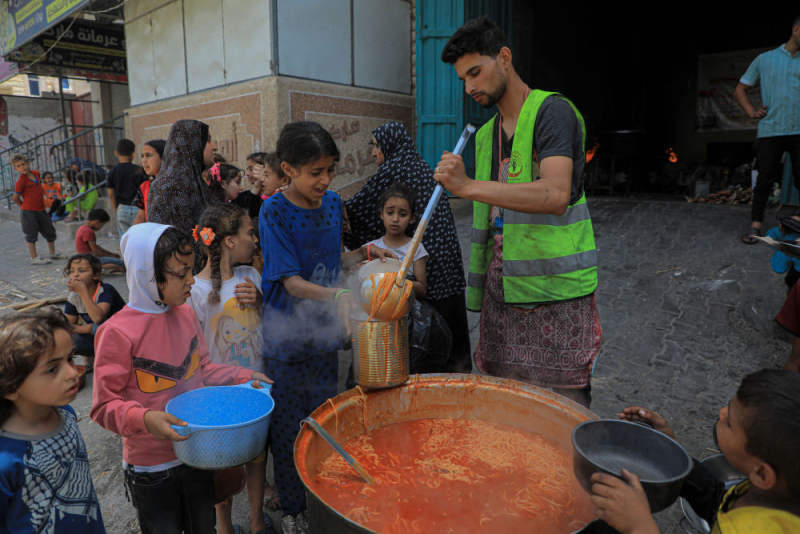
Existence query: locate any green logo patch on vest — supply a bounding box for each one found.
[508,150,523,177]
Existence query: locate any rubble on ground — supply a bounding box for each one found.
[687,186,753,204]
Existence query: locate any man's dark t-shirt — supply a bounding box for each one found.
[107,162,146,205]
[490,95,585,203]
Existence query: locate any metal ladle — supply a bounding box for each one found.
[301,417,375,485]
[359,124,476,320]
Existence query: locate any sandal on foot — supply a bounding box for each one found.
[742,225,762,244]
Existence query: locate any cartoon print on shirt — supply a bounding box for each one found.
[214,315,258,367]
[133,335,200,393]
[209,297,262,368]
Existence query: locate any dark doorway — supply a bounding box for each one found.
[465,2,796,194]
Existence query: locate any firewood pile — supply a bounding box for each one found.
[687,186,753,205]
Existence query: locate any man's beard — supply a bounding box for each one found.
[482,78,507,109]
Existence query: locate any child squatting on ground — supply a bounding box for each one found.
[258,121,395,533]
[188,203,269,534]
[75,208,125,272]
[89,223,270,534]
[63,253,125,386]
[590,369,800,533]
[0,309,106,533]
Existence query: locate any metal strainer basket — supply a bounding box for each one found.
[351,317,409,389]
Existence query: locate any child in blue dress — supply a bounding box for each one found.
[258,121,393,533]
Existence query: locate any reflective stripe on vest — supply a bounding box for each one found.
[467,90,598,310]
[504,201,591,226]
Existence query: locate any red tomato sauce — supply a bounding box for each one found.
[310,418,594,533]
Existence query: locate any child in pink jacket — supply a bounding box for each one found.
[90,223,270,534]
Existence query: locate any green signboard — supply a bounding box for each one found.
[0,0,89,56]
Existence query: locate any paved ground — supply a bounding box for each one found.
[0,195,792,533]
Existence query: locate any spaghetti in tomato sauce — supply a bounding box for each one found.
[311,418,594,533]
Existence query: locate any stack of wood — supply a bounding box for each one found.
[687,187,753,205]
[0,295,69,313]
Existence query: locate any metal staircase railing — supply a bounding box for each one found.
[0,114,125,192]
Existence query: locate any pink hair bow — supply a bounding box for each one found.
[209,162,222,182]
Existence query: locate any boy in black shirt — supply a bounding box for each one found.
[107,138,145,236]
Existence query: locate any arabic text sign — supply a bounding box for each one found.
[1,0,89,56]
[8,19,127,82]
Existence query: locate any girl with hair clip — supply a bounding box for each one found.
[188,203,269,534]
[259,121,396,533]
[206,162,244,203]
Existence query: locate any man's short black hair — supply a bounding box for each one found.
[87,208,110,223]
[736,369,800,496]
[116,138,136,157]
[441,16,508,64]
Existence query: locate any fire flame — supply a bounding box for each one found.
[586,142,599,163]
[666,147,678,164]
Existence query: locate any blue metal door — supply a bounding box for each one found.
[415,1,464,168]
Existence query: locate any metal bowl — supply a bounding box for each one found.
[572,419,693,513]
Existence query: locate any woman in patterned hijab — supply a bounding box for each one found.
[147,119,219,236]
[344,121,471,372]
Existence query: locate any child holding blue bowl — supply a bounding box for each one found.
[90,223,270,534]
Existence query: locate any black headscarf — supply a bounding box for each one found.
[344,121,465,301]
[147,120,213,236]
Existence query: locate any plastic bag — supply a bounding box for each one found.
[408,299,452,374]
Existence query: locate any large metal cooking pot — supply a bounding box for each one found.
[294,374,597,533]
[572,420,693,513]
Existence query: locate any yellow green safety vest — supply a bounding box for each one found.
[466,90,598,310]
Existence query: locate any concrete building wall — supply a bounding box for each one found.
[277,0,411,94]
[125,75,413,193]
[0,95,64,189]
[124,0,275,106]
[124,0,415,194]
[125,0,411,106]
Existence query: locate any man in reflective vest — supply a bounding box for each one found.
[436,16,601,407]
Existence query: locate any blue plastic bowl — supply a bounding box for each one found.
[166,382,274,469]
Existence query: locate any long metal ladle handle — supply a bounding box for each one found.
[301,417,375,484]
[395,124,476,285]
